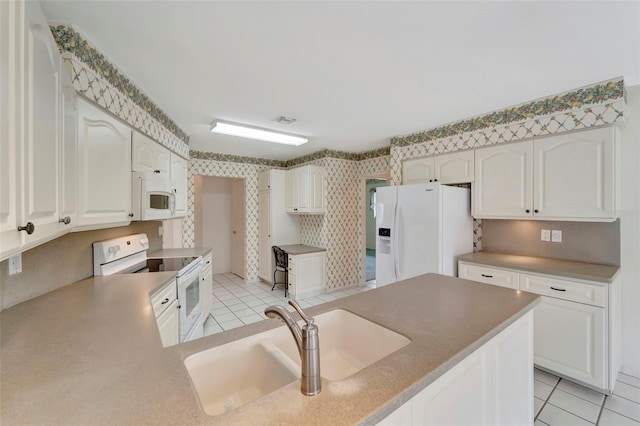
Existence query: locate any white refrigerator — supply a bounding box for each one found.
[375,182,472,286]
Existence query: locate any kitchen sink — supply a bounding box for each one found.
[184,308,410,415]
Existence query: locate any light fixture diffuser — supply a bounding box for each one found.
[210,120,308,146]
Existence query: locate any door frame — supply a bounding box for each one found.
[360,173,390,286]
[231,178,246,279]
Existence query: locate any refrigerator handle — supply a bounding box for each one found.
[393,198,400,281]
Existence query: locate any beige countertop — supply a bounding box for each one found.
[458,252,619,283]
[148,247,212,258]
[0,273,538,425]
[278,244,326,255]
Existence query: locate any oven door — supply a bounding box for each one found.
[177,260,203,342]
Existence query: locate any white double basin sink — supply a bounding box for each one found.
[184,309,411,416]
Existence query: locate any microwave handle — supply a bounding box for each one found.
[170,191,176,216]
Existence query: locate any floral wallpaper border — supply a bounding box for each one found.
[391,78,625,147]
[50,24,189,144]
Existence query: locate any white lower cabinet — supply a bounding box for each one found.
[534,296,605,388]
[75,99,133,230]
[288,251,326,300]
[151,279,179,347]
[458,260,620,393]
[379,311,533,426]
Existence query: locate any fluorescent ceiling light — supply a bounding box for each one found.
[210,120,308,146]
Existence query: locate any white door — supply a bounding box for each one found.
[76,99,132,228]
[231,179,245,278]
[170,153,188,217]
[534,296,606,389]
[396,184,440,281]
[22,0,62,246]
[402,157,434,184]
[533,127,615,220]
[473,141,533,218]
[375,186,397,286]
[258,190,271,282]
[0,0,24,257]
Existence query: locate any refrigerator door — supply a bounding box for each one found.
[396,183,441,281]
[375,186,397,286]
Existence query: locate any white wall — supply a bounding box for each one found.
[620,84,640,377]
[196,176,233,274]
[365,180,389,250]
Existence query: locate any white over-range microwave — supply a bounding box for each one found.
[131,171,175,221]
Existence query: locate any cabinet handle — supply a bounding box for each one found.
[161,298,169,304]
[59,216,71,225]
[534,209,539,213]
[429,179,433,182]
[481,274,493,278]
[128,213,134,217]
[525,209,530,213]
[153,169,160,174]
[550,286,566,292]
[17,222,35,234]
[293,208,298,211]
[434,178,438,182]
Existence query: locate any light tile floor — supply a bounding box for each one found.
[204,274,640,425]
[535,368,640,425]
[203,273,371,335]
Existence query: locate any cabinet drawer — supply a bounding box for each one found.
[151,280,177,318]
[458,262,519,289]
[288,255,295,273]
[520,273,605,307]
[202,253,213,271]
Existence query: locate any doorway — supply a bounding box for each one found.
[363,175,389,285]
[194,175,246,278]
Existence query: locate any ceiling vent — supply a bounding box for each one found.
[272,116,297,125]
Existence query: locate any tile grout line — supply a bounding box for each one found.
[595,395,606,426]
[534,376,561,421]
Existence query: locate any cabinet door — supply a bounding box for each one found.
[285,169,296,212]
[402,157,434,184]
[308,166,325,213]
[76,99,132,229]
[533,127,615,220]
[473,141,533,218]
[170,153,188,217]
[59,61,77,229]
[131,131,170,175]
[258,190,272,281]
[534,296,606,389]
[258,170,271,191]
[295,167,309,210]
[22,0,63,246]
[157,299,179,347]
[434,150,474,184]
[0,0,24,258]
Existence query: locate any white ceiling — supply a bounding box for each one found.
[41,1,640,161]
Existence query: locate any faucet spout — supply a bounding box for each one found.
[265,300,322,396]
[264,305,303,357]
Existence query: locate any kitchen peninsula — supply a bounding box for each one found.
[0,273,539,425]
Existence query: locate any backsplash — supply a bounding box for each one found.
[481,219,620,265]
[0,222,163,311]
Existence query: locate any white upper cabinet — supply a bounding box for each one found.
[533,127,615,220]
[286,165,326,214]
[258,170,271,191]
[59,60,77,230]
[473,141,533,218]
[132,131,171,176]
[402,150,474,185]
[1,0,76,261]
[170,152,188,218]
[76,99,132,230]
[473,126,617,221]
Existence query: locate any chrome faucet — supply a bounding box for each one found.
[265,300,321,396]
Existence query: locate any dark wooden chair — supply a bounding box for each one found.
[271,246,288,297]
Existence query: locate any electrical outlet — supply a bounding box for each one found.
[552,230,563,243]
[8,253,22,275]
[540,229,551,242]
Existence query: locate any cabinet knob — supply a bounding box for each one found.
[17,222,35,234]
[153,170,160,174]
[59,216,71,225]
[534,209,539,213]
[128,213,134,217]
[434,178,438,182]
[525,209,530,213]
[429,179,433,182]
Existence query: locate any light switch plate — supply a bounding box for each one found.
[541,229,551,242]
[8,253,22,275]
[552,230,563,243]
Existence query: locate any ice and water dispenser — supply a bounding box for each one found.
[378,228,391,254]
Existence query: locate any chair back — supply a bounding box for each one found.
[272,246,287,268]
